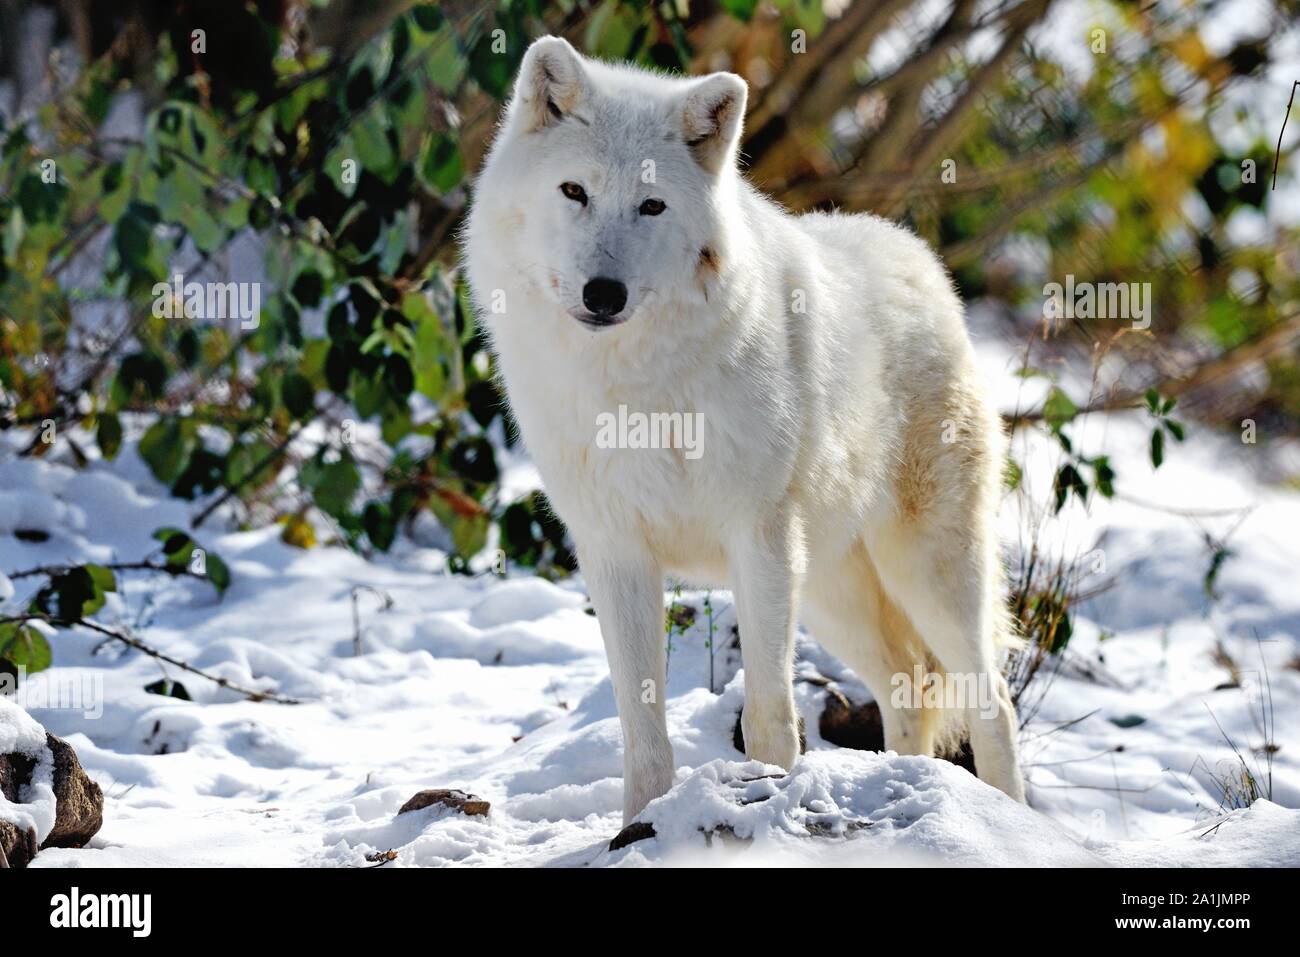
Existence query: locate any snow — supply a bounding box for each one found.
[1,316,1298,867]
[0,312,1294,868]
[0,374,1294,873]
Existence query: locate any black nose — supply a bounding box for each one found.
[582,278,628,317]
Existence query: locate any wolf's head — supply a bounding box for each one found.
[469,36,747,332]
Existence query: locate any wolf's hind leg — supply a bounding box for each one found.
[803,544,934,757]
[871,523,1026,802]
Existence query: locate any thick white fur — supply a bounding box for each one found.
[463,37,1025,825]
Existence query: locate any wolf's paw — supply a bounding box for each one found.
[733,706,807,764]
[737,706,803,771]
[622,755,675,826]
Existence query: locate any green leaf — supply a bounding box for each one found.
[1005,458,1023,489]
[411,4,443,32]
[1048,608,1073,653]
[300,452,361,520]
[384,353,414,400]
[204,553,231,594]
[34,565,113,622]
[291,269,324,308]
[351,112,396,180]
[85,564,118,596]
[97,412,123,460]
[468,28,520,98]
[144,678,192,700]
[1053,463,1086,513]
[427,27,468,94]
[226,438,275,488]
[584,0,646,59]
[1165,419,1185,442]
[363,501,397,551]
[419,133,462,196]
[116,351,168,402]
[0,623,53,674]
[1041,386,1078,434]
[112,201,163,277]
[139,418,196,485]
[153,526,196,563]
[1150,427,1165,469]
[1092,456,1116,498]
[719,0,761,22]
[16,172,67,224]
[1109,714,1146,728]
[281,371,315,419]
[325,134,359,197]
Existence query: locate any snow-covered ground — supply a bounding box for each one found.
[3,316,1299,868]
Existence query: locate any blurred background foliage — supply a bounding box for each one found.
[0,0,1297,576]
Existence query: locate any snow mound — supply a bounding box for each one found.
[605,751,1104,867]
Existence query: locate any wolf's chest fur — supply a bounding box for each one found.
[494,325,790,564]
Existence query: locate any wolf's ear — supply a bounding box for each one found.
[681,73,747,173]
[512,36,588,132]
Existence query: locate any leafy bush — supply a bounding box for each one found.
[0,5,519,561]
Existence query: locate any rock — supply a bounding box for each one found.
[609,820,655,851]
[946,740,977,775]
[0,820,38,869]
[819,688,885,751]
[817,689,977,774]
[0,746,34,804]
[0,731,104,860]
[397,788,490,817]
[42,733,103,848]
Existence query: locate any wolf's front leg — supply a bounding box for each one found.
[732,510,803,771]
[580,547,674,825]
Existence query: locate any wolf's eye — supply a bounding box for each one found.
[639,198,666,216]
[560,182,587,206]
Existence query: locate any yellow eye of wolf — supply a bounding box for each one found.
[560,182,587,205]
[639,198,666,216]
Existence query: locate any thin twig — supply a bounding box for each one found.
[7,560,207,581]
[1,614,299,704]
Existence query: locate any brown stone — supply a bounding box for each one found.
[609,820,655,851]
[819,688,886,751]
[0,731,104,863]
[818,689,977,774]
[0,820,38,869]
[397,788,490,817]
[42,733,104,848]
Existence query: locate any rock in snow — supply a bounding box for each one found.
[40,733,105,848]
[398,789,490,818]
[0,699,104,868]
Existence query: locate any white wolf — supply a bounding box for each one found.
[463,36,1025,825]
